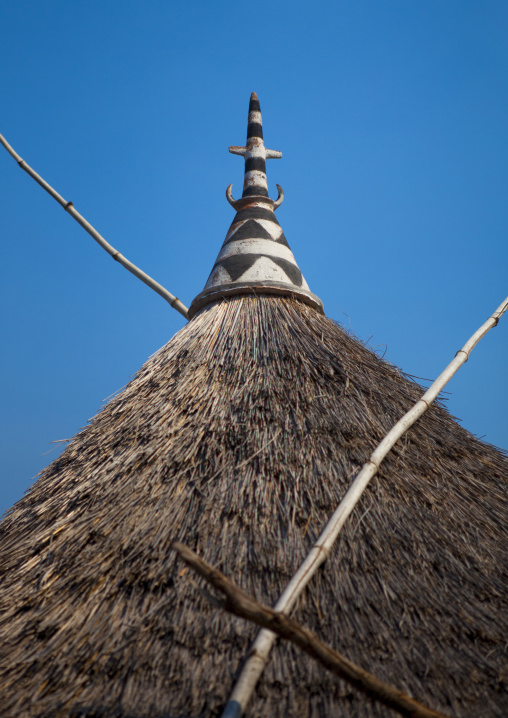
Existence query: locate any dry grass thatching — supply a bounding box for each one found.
[0,295,507,717]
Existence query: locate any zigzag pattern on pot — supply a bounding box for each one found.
[204,203,308,290]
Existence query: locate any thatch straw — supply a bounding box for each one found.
[224,295,508,717]
[0,296,507,717]
[174,543,449,718]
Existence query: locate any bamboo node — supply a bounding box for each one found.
[245,646,264,661]
[455,349,469,361]
[64,201,74,211]
[314,543,330,560]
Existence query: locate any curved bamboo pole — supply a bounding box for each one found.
[222,295,508,718]
[0,132,189,320]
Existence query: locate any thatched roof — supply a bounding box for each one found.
[0,295,507,717]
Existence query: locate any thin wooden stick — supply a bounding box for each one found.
[174,543,449,718]
[222,295,508,718]
[0,132,189,319]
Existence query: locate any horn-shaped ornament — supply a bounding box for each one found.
[226,183,284,210]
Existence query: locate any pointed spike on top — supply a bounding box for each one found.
[249,92,260,119]
[247,91,263,140]
[227,93,283,202]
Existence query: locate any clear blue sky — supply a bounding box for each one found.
[1,1,507,515]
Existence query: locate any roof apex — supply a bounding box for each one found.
[189,94,323,318]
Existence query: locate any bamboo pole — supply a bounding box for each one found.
[174,543,449,718]
[0,132,189,320]
[222,295,508,718]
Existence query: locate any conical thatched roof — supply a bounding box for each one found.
[1,296,507,717]
[0,96,507,718]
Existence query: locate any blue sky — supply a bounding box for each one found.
[1,1,507,515]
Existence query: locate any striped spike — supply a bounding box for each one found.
[188,94,323,318]
[228,92,283,199]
